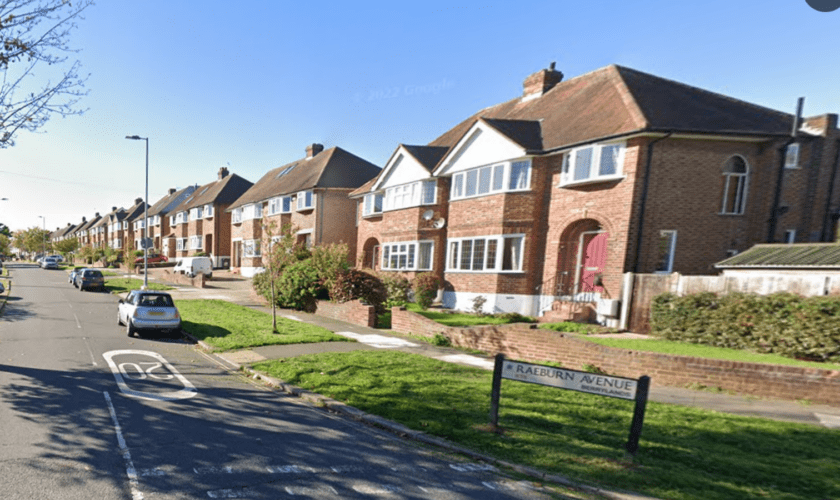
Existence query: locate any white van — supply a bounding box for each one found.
[173,256,213,279]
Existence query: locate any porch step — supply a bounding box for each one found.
[542,300,595,323]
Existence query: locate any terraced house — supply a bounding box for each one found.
[131,186,197,258]
[353,63,840,321]
[228,143,381,277]
[168,167,253,268]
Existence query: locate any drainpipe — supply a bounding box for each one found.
[632,132,672,273]
[767,97,804,242]
[820,140,840,241]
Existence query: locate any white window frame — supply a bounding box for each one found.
[232,207,243,223]
[189,235,203,250]
[384,180,436,211]
[176,212,187,225]
[785,143,799,169]
[655,230,677,274]
[445,234,525,272]
[268,197,282,215]
[243,239,261,257]
[363,193,384,217]
[204,204,214,218]
[296,190,314,211]
[242,203,262,220]
[176,238,187,251]
[169,215,176,226]
[559,142,626,187]
[450,160,531,201]
[380,240,434,271]
[784,229,796,244]
[720,155,749,215]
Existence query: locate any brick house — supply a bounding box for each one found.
[119,197,150,253]
[167,167,253,267]
[353,64,840,321]
[76,213,101,249]
[228,143,381,277]
[128,186,197,258]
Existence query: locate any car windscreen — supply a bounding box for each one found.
[85,271,103,278]
[137,295,174,307]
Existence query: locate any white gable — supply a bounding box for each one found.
[374,147,433,190]
[434,122,526,177]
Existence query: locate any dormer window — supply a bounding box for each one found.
[363,193,384,216]
[560,142,625,187]
[297,190,314,211]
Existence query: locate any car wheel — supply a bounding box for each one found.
[126,321,135,337]
[79,285,84,292]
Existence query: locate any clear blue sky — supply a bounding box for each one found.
[2,0,839,232]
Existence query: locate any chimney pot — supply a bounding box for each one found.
[168,188,176,195]
[218,167,229,179]
[135,197,143,205]
[523,63,563,98]
[306,143,324,158]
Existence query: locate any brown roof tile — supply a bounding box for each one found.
[715,244,840,268]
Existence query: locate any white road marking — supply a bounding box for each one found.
[815,412,840,428]
[104,391,144,500]
[103,350,197,401]
[206,489,250,498]
[266,465,316,474]
[194,466,233,474]
[138,468,166,477]
[284,485,338,496]
[352,483,403,494]
[436,354,494,370]
[73,313,82,329]
[82,337,98,366]
[335,331,418,348]
[449,463,496,472]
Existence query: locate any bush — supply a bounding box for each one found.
[255,260,322,312]
[379,273,411,308]
[650,291,840,362]
[329,269,387,313]
[310,243,350,291]
[412,273,441,310]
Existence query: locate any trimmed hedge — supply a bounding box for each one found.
[651,292,840,362]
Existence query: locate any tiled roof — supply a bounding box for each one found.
[429,65,793,154]
[715,244,840,269]
[147,186,196,218]
[229,147,380,210]
[171,173,254,213]
[350,144,447,197]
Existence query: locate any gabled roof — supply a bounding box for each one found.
[429,65,794,155]
[715,244,840,269]
[54,223,77,239]
[229,147,380,210]
[171,172,254,213]
[146,186,198,219]
[351,144,447,197]
[123,198,150,224]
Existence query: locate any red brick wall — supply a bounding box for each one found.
[391,307,840,405]
[318,189,360,260]
[316,300,376,328]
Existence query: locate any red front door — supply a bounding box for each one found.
[579,232,608,293]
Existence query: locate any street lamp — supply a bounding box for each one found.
[38,215,46,258]
[126,135,149,289]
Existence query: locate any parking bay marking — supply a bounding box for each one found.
[103,350,197,401]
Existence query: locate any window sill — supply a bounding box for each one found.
[558,175,625,188]
[445,269,525,274]
[717,212,745,216]
[362,213,384,219]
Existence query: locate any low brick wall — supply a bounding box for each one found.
[391,307,840,405]
[142,267,206,288]
[316,300,376,328]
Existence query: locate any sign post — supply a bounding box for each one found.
[490,354,650,455]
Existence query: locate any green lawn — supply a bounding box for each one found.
[104,277,172,294]
[397,303,536,327]
[177,299,347,351]
[252,350,839,500]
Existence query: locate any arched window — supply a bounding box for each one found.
[720,156,749,215]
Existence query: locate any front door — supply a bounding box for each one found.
[577,231,608,296]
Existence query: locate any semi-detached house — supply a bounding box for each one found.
[228,143,381,277]
[353,63,840,321]
[130,185,198,258]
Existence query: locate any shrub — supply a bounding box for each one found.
[472,295,487,316]
[430,333,451,347]
[412,273,441,310]
[328,269,388,313]
[379,273,411,308]
[310,243,350,291]
[271,260,322,312]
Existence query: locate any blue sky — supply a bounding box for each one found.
[2,0,839,231]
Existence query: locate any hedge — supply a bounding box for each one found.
[651,291,840,362]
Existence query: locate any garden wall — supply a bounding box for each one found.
[391,307,840,405]
[316,300,376,328]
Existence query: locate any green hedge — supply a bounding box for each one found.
[651,292,840,362]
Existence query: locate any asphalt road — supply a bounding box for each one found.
[0,264,563,500]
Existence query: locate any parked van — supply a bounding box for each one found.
[173,256,213,279]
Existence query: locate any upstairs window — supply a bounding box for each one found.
[785,143,799,169]
[242,203,262,220]
[297,190,314,211]
[720,155,749,215]
[232,208,243,223]
[190,206,203,220]
[384,180,436,211]
[451,160,530,200]
[560,142,625,186]
[205,204,214,217]
[363,193,384,216]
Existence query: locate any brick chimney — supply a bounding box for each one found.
[218,167,229,179]
[112,206,117,212]
[523,62,563,100]
[168,188,176,195]
[135,198,143,205]
[306,143,324,159]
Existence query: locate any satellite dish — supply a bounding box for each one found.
[422,210,434,221]
[432,218,446,229]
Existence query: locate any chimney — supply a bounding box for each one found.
[135,197,143,205]
[168,188,176,195]
[306,143,324,159]
[218,167,229,179]
[112,206,117,212]
[522,62,563,99]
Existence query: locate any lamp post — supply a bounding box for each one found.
[126,135,149,289]
[38,215,46,258]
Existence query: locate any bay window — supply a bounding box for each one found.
[384,180,436,211]
[268,196,292,215]
[363,193,384,216]
[189,235,202,250]
[243,239,261,257]
[447,235,524,272]
[560,142,625,186]
[450,160,531,200]
[381,241,434,271]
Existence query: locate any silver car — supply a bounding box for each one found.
[118,290,181,337]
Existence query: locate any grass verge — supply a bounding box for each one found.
[252,350,839,500]
[177,299,347,351]
[397,303,536,327]
[104,277,172,294]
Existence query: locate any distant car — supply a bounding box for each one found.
[46,254,64,262]
[41,257,59,269]
[135,253,168,264]
[69,268,81,284]
[118,290,181,337]
[74,268,105,291]
[173,256,213,279]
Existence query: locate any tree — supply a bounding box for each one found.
[0,233,10,255]
[13,226,50,255]
[53,235,78,256]
[1,0,93,147]
[260,219,299,333]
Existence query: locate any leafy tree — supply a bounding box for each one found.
[13,226,50,255]
[0,233,10,256]
[53,236,79,256]
[1,0,93,147]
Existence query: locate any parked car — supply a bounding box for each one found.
[118,290,181,337]
[0,282,5,294]
[69,268,81,284]
[74,269,105,291]
[46,254,64,262]
[135,253,168,264]
[173,256,213,279]
[41,257,59,269]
